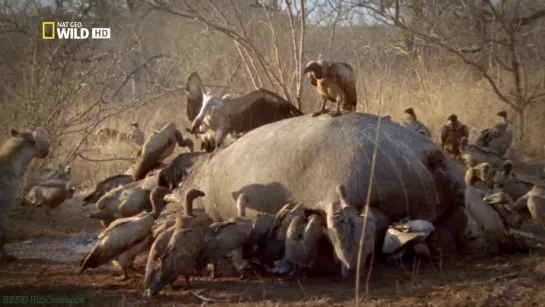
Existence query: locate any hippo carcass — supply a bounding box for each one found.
[178,113,467,259]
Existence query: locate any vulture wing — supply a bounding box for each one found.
[185,72,204,122]
[220,88,303,135]
[326,63,358,111]
[133,124,176,181]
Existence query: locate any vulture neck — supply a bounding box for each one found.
[196,96,223,123]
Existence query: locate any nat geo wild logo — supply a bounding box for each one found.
[42,21,110,40]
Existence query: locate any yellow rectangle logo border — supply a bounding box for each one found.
[42,22,55,40]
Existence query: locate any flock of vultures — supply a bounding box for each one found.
[0,60,544,300]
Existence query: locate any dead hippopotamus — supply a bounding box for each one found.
[175,112,467,273]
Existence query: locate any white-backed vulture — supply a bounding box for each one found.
[46,164,72,182]
[460,137,505,169]
[439,114,469,161]
[401,107,431,138]
[465,162,494,195]
[144,188,206,291]
[483,192,524,230]
[476,111,513,156]
[492,160,535,201]
[78,187,169,279]
[326,184,376,280]
[508,185,545,228]
[185,72,303,150]
[133,123,193,181]
[143,211,205,297]
[24,180,75,226]
[87,210,117,228]
[196,211,253,279]
[272,214,324,276]
[463,167,527,254]
[263,203,307,264]
[83,174,134,206]
[129,122,145,146]
[302,60,357,117]
[382,219,435,269]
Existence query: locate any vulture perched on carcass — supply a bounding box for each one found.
[439,114,469,161]
[185,71,303,151]
[302,60,357,117]
[476,111,513,157]
[401,107,431,138]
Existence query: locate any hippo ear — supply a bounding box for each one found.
[425,149,445,170]
[10,128,19,137]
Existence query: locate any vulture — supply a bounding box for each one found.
[82,174,134,206]
[302,60,357,117]
[185,72,303,151]
[508,185,545,228]
[78,187,170,279]
[382,219,435,269]
[272,214,324,276]
[439,114,469,161]
[144,188,206,292]
[129,122,145,146]
[133,123,193,181]
[476,111,513,156]
[143,208,205,297]
[326,184,376,280]
[401,107,431,138]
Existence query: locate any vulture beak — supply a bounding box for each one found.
[302,67,310,75]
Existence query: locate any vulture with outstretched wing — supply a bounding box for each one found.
[303,60,357,117]
[185,71,303,151]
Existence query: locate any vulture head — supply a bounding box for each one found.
[130,122,139,128]
[189,93,221,134]
[497,111,507,119]
[303,61,324,79]
[447,114,458,125]
[404,107,417,121]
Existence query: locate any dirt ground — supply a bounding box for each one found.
[1,195,545,307]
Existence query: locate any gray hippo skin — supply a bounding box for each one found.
[182,113,463,215]
[177,113,467,264]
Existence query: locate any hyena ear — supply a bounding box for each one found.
[10,128,19,137]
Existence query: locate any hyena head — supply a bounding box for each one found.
[1,127,49,163]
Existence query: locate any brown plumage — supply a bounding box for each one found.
[326,184,376,280]
[464,162,494,195]
[0,127,49,262]
[262,203,307,264]
[144,188,205,292]
[133,123,193,181]
[439,114,469,161]
[460,136,505,169]
[492,160,535,202]
[24,180,76,226]
[128,122,145,146]
[45,164,72,182]
[87,210,116,228]
[143,210,205,297]
[464,167,528,254]
[186,71,303,150]
[83,174,134,206]
[196,194,254,280]
[509,185,545,228]
[476,111,514,156]
[303,60,357,117]
[78,187,169,278]
[272,214,324,276]
[401,107,431,138]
